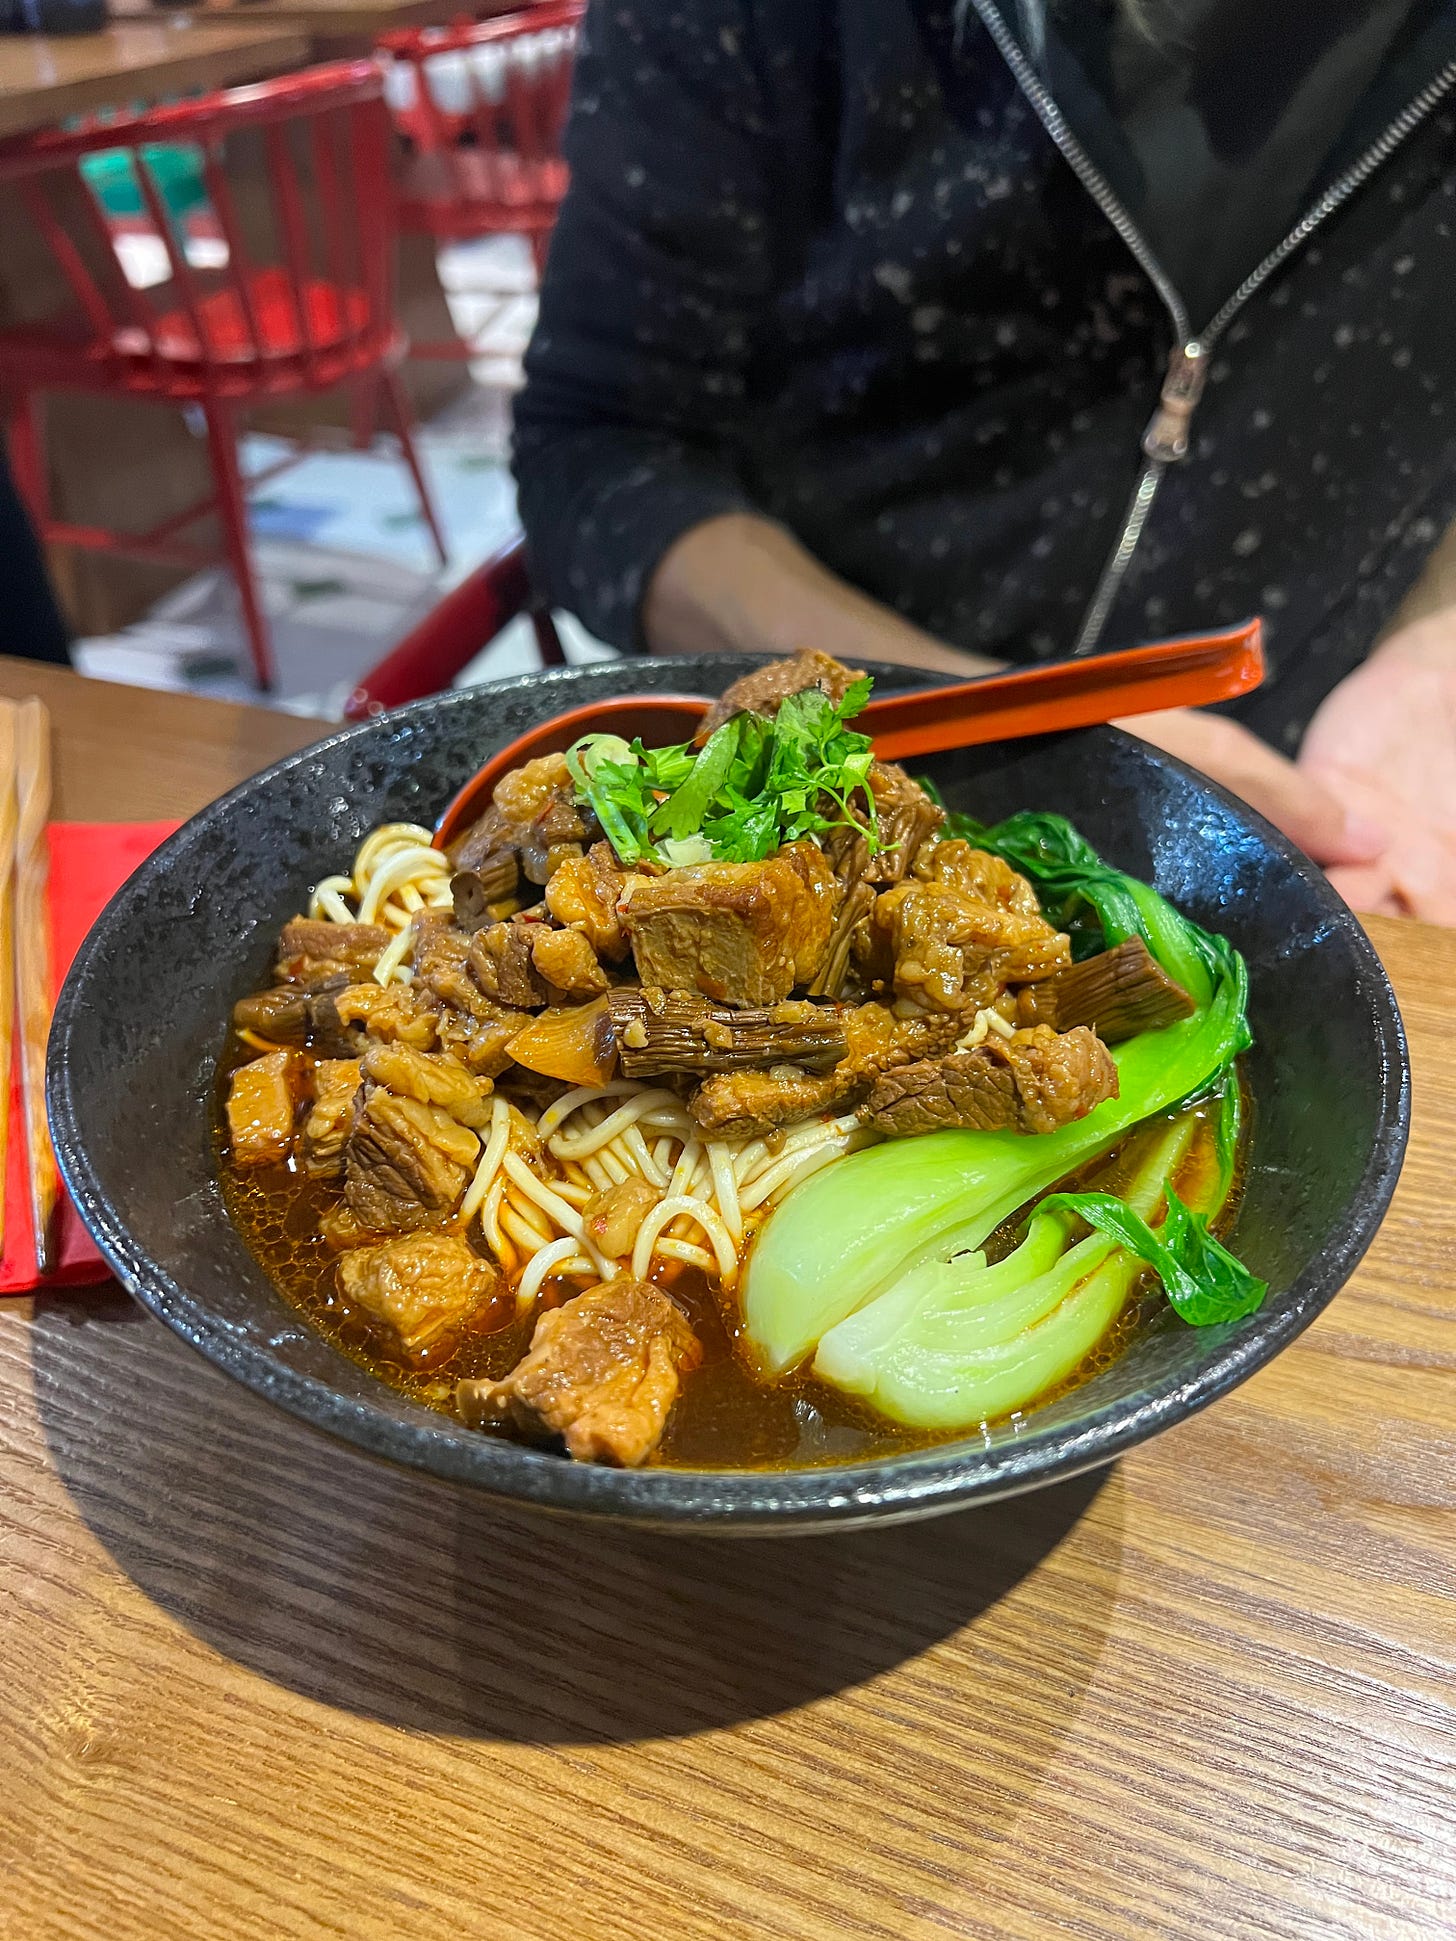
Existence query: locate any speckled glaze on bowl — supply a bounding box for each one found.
[47,658,1410,1532]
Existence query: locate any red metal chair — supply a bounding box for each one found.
[344,530,566,718]
[0,62,447,691]
[380,0,583,355]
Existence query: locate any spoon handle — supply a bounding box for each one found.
[860,619,1264,762]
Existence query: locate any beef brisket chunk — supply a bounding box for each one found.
[344,1085,481,1231]
[696,650,860,741]
[275,918,391,987]
[337,1234,503,1363]
[298,1058,362,1178]
[865,1025,1118,1136]
[459,1280,701,1466]
[225,1050,301,1166]
[621,844,838,1006]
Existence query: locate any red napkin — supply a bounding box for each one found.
[0,820,181,1295]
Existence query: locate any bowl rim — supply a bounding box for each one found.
[47,667,1412,1530]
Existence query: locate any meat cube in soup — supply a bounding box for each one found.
[345,1088,480,1231]
[298,1058,362,1179]
[337,1234,503,1362]
[226,1050,301,1166]
[459,1281,702,1467]
[275,918,390,987]
[621,846,837,1007]
[360,1043,492,1128]
[864,1024,1118,1136]
[531,925,610,999]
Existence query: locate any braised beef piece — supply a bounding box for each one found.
[225,1049,301,1166]
[610,988,847,1077]
[410,915,528,1076]
[544,841,629,960]
[1011,938,1196,1044]
[337,1233,504,1363]
[868,841,1071,1012]
[690,1067,848,1140]
[334,980,439,1050]
[360,1043,493,1128]
[275,918,391,987]
[298,1058,362,1178]
[470,919,552,1008]
[689,1001,954,1137]
[695,650,860,742]
[458,1280,702,1466]
[531,925,610,999]
[344,1084,480,1231]
[450,752,596,887]
[823,762,944,890]
[864,1024,1118,1137]
[621,841,839,1007]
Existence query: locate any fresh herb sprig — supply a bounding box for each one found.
[566,679,880,867]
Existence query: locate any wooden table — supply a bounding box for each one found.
[3,664,1454,1940]
[0,18,308,138]
[186,0,520,54]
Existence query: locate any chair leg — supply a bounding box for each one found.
[530,607,567,667]
[377,368,448,569]
[5,390,49,530]
[349,375,377,451]
[201,400,276,692]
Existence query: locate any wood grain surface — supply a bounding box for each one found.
[186,0,519,44]
[1,665,1454,1940]
[0,22,309,139]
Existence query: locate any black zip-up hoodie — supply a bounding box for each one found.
[513,0,1456,749]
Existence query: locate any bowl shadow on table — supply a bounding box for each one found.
[32,1290,1124,1754]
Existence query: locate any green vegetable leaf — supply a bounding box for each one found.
[565,678,881,867]
[1037,1185,1267,1327]
[650,716,744,840]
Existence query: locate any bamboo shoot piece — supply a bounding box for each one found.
[14,699,56,1273]
[609,988,848,1077]
[1012,937,1196,1043]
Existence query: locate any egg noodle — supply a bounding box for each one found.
[307,823,876,1304]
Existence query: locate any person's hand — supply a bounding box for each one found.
[1116,703,1391,872]
[1297,610,1456,924]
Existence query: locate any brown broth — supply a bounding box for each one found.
[217,1040,1247,1471]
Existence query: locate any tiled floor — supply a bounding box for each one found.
[73,236,618,719]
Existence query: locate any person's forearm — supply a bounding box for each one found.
[643,512,1004,678]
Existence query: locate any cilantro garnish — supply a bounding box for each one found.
[565,679,881,867]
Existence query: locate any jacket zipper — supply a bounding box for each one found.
[962,0,1456,655]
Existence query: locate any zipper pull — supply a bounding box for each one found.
[1142,341,1208,463]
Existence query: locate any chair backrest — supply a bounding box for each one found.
[0,62,398,391]
[380,1,584,217]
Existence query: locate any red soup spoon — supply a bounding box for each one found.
[433,619,1264,850]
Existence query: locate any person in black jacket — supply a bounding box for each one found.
[0,451,69,668]
[514,0,1456,920]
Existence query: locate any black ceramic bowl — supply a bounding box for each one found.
[48,657,1409,1532]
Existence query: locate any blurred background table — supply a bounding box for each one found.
[181,0,520,57]
[0,18,307,137]
[2,664,1454,1938]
